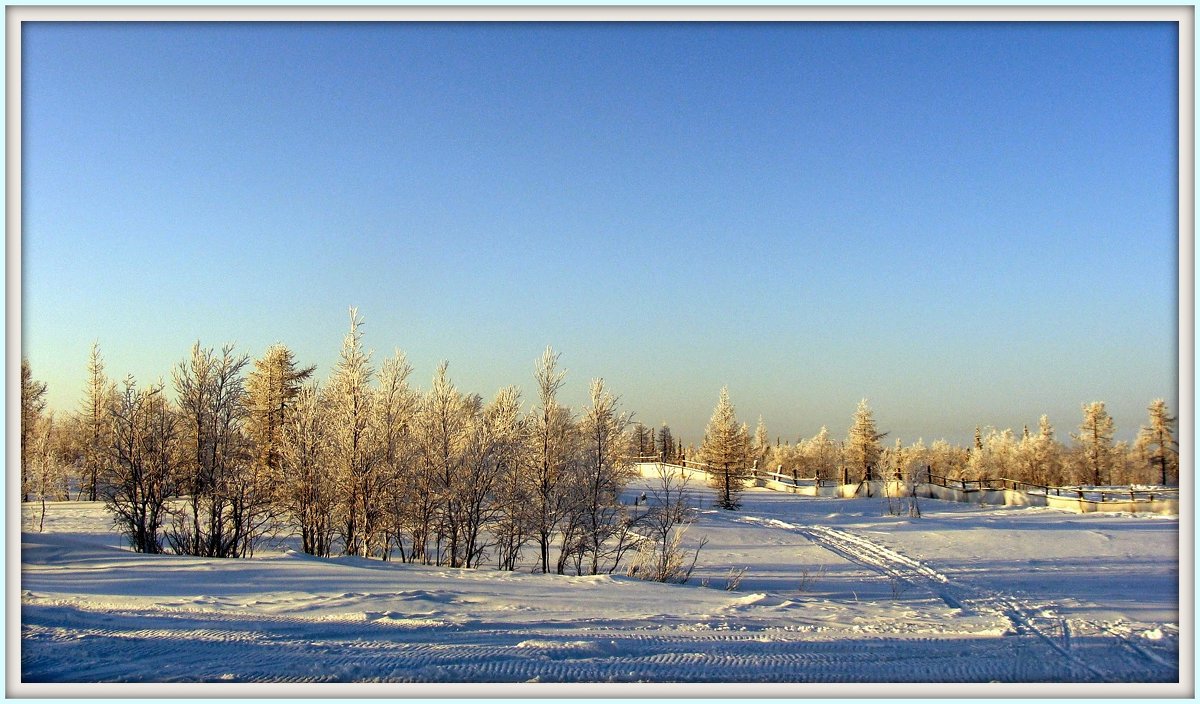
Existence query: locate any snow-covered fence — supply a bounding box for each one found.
[913,475,1177,515]
[757,470,838,496]
[633,461,723,484]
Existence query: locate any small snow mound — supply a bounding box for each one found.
[1141,628,1164,641]
[727,593,767,606]
[515,639,621,660]
[516,639,556,649]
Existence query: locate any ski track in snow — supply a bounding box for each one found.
[734,514,1177,684]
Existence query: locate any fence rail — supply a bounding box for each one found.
[923,472,1177,502]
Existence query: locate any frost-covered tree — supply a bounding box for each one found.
[373,351,417,562]
[27,412,63,531]
[764,439,794,477]
[1015,415,1063,486]
[751,416,770,472]
[76,343,115,502]
[1074,401,1116,486]
[326,308,381,557]
[845,399,886,483]
[491,387,532,571]
[527,347,578,573]
[967,428,1017,480]
[457,385,523,569]
[107,378,179,554]
[279,382,335,557]
[1136,399,1177,486]
[796,426,840,482]
[415,361,475,567]
[905,438,931,481]
[246,343,315,487]
[769,439,793,477]
[21,359,48,503]
[700,387,751,510]
[169,342,261,558]
[576,378,637,575]
[881,438,906,480]
[1110,441,1140,486]
[928,439,968,481]
[883,438,927,517]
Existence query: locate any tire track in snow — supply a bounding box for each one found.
[24,602,1086,683]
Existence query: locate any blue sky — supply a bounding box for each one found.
[21,21,1179,446]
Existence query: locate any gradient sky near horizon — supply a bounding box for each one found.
[22,21,1179,446]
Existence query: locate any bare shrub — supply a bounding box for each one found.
[725,566,748,591]
[625,464,706,584]
[797,565,827,593]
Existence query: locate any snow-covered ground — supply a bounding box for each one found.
[18,478,1181,691]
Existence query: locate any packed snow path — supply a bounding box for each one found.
[20,490,1178,684]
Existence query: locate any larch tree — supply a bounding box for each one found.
[845,399,886,484]
[326,308,380,558]
[245,344,315,490]
[629,423,655,459]
[21,359,48,503]
[1136,399,1178,486]
[76,342,115,502]
[656,424,675,463]
[1074,401,1116,486]
[700,387,751,510]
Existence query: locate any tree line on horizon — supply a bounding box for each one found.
[643,392,1177,510]
[20,309,1178,566]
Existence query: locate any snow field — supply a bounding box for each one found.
[19,478,1179,685]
